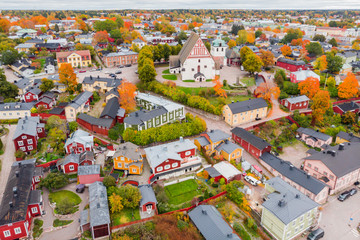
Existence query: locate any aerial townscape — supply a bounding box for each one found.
[2,4,360,240]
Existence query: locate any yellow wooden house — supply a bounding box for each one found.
[113,142,143,175]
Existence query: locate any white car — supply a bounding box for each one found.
[244,176,261,186]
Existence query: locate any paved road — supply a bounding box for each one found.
[0,125,17,199]
[39,183,89,240]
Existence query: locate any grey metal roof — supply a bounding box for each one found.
[139,184,157,207]
[285,95,310,104]
[113,142,141,161]
[277,57,305,66]
[336,102,360,112]
[29,190,41,204]
[215,141,242,154]
[227,98,268,114]
[57,154,80,167]
[297,127,332,142]
[305,142,360,177]
[78,164,100,176]
[144,138,195,169]
[263,177,319,225]
[336,131,360,142]
[124,107,167,125]
[189,205,241,240]
[13,116,41,140]
[260,152,328,195]
[78,113,114,128]
[68,91,93,109]
[195,136,210,147]
[82,76,122,89]
[204,167,221,178]
[100,97,120,119]
[136,92,184,113]
[0,102,34,112]
[64,129,93,150]
[231,127,271,150]
[88,181,110,227]
[206,129,230,143]
[80,209,90,226]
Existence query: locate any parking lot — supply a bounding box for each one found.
[319,187,360,240]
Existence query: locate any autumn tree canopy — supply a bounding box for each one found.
[338,72,359,99]
[212,76,227,98]
[314,55,328,72]
[117,79,137,113]
[280,45,292,56]
[242,54,263,75]
[311,90,331,125]
[259,50,275,67]
[58,63,77,93]
[254,82,280,102]
[298,77,320,99]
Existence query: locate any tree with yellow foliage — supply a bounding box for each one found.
[338,72,359,99]
[58,63,78,94]
[246,32,255,44]
[314,55,328,72]
[227,39,236,49]
[311,90,331,125]
[117,79,137,113]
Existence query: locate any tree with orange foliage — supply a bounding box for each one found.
[311,90,331,125]
[0,19,11,33]
[227,39,236,49]
[298,77,320,99]
[280,45,292,56]
[259,50,275,67]
[291,38,303,46]
[246,32,255,44]
[58,63,78,93]
[93,31,108,44]
[314,55,328,72]
[338,72,359,99]
[212,76,227,98]
[259,33,267,41]
[254,82,280,102]
[117,79,137,113]
[180,24,188,31]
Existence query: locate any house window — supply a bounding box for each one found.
[307,163,311,168]
[314,167,319,172]
[28,146,33,151]
[78,147,83,152]
[69,165,75,171]
[295,227,298,232]
[172,163,178,168]
[191,68,194,71]
[185,151,191,156]
[18,141,24,146]
[157,166,163,172]
[3,230,10,237]
[38,128,43,133]
[323,171,327,176]
[22,136,27,139]
[164,165,170,170]
[14,227,22,234]
[117,162,122,168]
[204,65,207,68]
[292,220,296,226]
[198,59,200,63]
[300,216,304,222]
[329,175,334,180]
[27,139,33,144]
[132,168,137,173]
[20,147,26,151]
[31,207,38,214]
[125,163,129,168]
[120,157,125,161]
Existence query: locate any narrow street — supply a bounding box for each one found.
[0,125,17,199]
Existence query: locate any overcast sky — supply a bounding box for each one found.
[2,0,360,10]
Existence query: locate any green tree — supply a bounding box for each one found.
[139,63,157,84]
[312,34,326,42]
[242,54,263,75]
[93,19,117,32]
[326,53,343,74]
[40,172,69,191]
[274,69,287,89]
[39,78,55,92]
[305,42,323,56]
[240,46,253,62]
[255,30,263,38]
[46,115,67,132]
[282,28,303,44]
[54,24,59,32]
[0,68,18,99]
[328,38,338,47]
[162,43,171,62]
[103,175,116,188]
[177,31,188,42]
[236,30,248,45]
[68,121,78,133]
[205,42,211,52]
[1,49,19,65]
[230,24,244,35]
[55,198,76,215]
[115,15,124,28]
[118,185,141,209]
[110,29,122,40]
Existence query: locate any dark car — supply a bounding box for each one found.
[115,70,122,74]
[125,64,132,67]
[350,188,357,196]
[109,73,116,77]
[76,184,85,193]
[118,65,124,68]
[338,191,351,201]
[307,228,324,240]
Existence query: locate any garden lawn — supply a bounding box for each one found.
[164,179,202,205]
[208,95,254,106]
[241,77,255,87]
[53,219,73,227]
[162,74,177,80]
[111,208,141,226]
[49,190,82,206]
[162,69,170,74]
[177,86,212,95]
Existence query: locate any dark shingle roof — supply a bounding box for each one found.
[206,129,230,143]
[297,127,331,142]
[227,98,268,114]
[336,102,360,113]
[100,97,119,119]
[178,32,201,65]
[204,166,221,178]
[260,152,328,195]
[189,205,241,240]
[78,113,114,128]
[124,107,167,125]
[231,127,271,151]
[278,57,305,66]
[336,131,360,142]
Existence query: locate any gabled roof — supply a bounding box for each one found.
[139,184,157,207]
[231,127,271,151]
[78,164,100,176]
[0,102,34,112]
[335,102,360,112]
[124,107,167,125]
[278,57,305,66]
[336,131,360,142]
[305,142,360,177]
[178,32,201,65]
[227,98,268,114]
[204,166,221,178]
[13,116,41,140]
[285,95,310,104]
[189,205,241,240]
[88,181,110,227]
[260,152,328,195]
[82,76,121,89]
[263,177,319,225]
[213,161,241,180]
[56,153,80,167]
[100,97,120,119]
[67,91,93,110]
[64,129,93,150]
[205,129,230,143]
[215,141,242,154]
[113,142,141,161]
[56,50,90,59]
[292,70,319,81]
[297,127,332,142]
[78,113,114,129]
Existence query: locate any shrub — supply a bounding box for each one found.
[103,175,116,188]
[212,183,218,188]
[15,150,26,159]
[40,172,69,191]
[233,223,251,240]
[108,123,125,140]
[56,198,77,215]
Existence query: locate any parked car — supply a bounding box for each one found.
[125,64,132,67]
[135,70,138,74]
[338,191,351,201]
[244,176,261,186]
[79,70,86,73]
[350,188,357,196]
[307,228,324,240]
[76,184,85,193]
[109,73,116,77]
[118,65,124,68]
[115,70,122,74]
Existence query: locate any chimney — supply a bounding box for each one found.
[9,202,13,208]
[331,151,336,157]
[227,233,233,238]
[90,76,92,80]
[135,112,138,117]
[307,173,311,178]
[278,199,286,207]
[202,209,207,215]
[339,143,344,150]
[295,194,300,199]
[15,171,19,177]
[289,165,294,170]
[210,129,214,133]
[316,129,319,132]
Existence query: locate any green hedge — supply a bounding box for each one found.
[0,119,19,124]
[123,113,206,146]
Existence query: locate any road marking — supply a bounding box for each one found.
[352,229,360,238]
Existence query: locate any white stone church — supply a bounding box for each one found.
[169,32,222,82]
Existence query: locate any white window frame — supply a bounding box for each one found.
[22,135,27,139]
[164,165,170,170]
[117,162,122,168]
[132,168,137,173]
[69,165,75,171]
[78,147,83,152]
[172,163,178,168]
[38,128,43,133]
[14,227,21,235]
[31,207,38,214]
[18,141,24,146]
[28,145,33,151]
[157,166,163,172]
[3,230,10,237]
[20,147,26,151]
[27,139,33,144]
[185,151,191,156]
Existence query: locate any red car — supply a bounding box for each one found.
[79,70,86,73]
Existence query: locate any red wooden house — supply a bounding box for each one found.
[139,184,158,216]
[57,151,95,174]
[65,129,94,154]
[0,159,43,240]
[280,95,310,111]
[13,116,45,154]
[78,165,102,185]
[35,92,57,110]
[22,87,42,103]
[276,57,307,72]
[145,137,202,183]
[333,102,360,115]
[77,113,115,136]
[231,127,271,159]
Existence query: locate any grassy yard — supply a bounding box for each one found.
[53,219,73,227]
[162,74,177,80]
[162,69,170,74]
[164,179,202,205]
[49,190,82,205]
[241,77,256,87]
[111,208,140,226]
[177,86,211,95]
[32,219,43,239]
